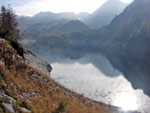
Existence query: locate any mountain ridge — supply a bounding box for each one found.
[100,0,150,54]
[84,0,128,28]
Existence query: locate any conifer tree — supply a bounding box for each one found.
[0,5,19,40]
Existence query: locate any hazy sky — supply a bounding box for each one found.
[1,0,133,16]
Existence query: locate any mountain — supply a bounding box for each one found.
[32,12,78,23]
[58,20,89,33]
[84,0,127,28]
[19,19,89,46]
[101,0,150,54]
[18,11,88,32]
[77,12,89,21]
[18,12,90,40]
[32,11,57,22]
[18,13,73,32]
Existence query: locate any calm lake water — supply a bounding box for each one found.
[35,49,150,113]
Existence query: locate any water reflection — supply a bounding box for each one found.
[113,92,138,111]
[103,52,150,95]
[33,49,150,112]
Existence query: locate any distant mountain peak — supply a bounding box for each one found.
[93,0,127,14]
[34,11,56,17]
[84,0,128,28]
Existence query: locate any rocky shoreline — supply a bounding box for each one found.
[24,50,52,76]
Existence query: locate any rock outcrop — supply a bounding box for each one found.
[24,51,52,76]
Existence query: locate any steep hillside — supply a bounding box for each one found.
[0,38,137,113]
[101,0,150,54]
[84,0,127,28]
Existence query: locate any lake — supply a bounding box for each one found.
[34,49,150,113]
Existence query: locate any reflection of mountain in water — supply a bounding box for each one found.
[103,52,150,95]
[34,48,150,96]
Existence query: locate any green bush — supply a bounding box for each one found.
[52,100,68,113]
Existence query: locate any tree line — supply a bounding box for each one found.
[0,5,19,40]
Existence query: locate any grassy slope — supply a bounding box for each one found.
[0,38,137,113]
